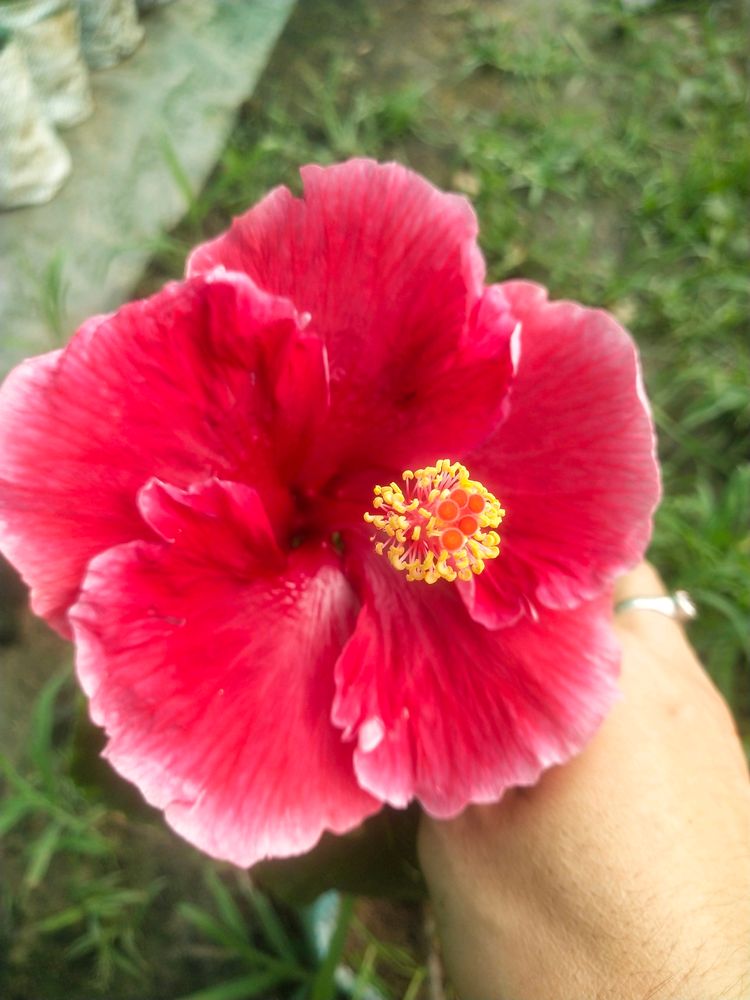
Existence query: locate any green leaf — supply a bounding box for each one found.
[310,895,354,1000]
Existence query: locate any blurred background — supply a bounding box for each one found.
[1,0,748,997]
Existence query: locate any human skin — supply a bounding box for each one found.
[419,563,750,1000]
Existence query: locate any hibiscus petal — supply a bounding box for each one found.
[0,272,319,630]
[137,477,285,570]
[70,479,378,867]
[188,159,505,481]
[464,281,660,627]
[333,554,619,817]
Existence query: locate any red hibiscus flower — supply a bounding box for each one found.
[0,160,659,866]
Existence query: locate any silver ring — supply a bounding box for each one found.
[614,590,697,622]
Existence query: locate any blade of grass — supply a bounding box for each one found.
[28,670,70,794]
[159,134,201,230]
[242,876,299,963]
[0,795,32,837]
[351,941,379,1000]
[176,971,289,1000]
[35,904,87,935]
[24,821,63,890]
[310,894,354,1000]
[0,759,108,846]
[204,868,248,940]
[179,903,306,980]
[402,967,427,1000]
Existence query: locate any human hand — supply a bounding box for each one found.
[419,563,750,1000]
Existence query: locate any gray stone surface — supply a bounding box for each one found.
[0,0,295,375]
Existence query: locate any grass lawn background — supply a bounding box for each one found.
[1,0,748,997]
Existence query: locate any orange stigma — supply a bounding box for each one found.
[364,459,505,583]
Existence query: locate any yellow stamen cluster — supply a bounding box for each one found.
[364,459,504,584]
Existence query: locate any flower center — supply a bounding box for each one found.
[364,459,504,583]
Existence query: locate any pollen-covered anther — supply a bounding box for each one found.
[364,459,505,584]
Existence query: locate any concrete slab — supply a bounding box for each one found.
[0,0,295,375]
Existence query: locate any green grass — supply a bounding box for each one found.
[4,0,749,996]
[2,670,423,999]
